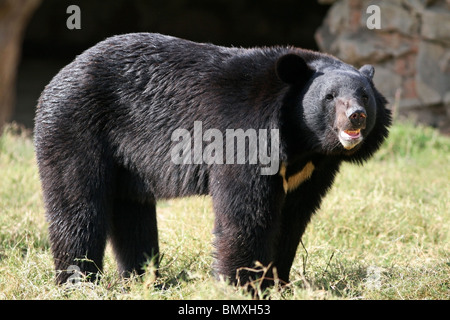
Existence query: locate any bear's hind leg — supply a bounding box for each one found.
[40,152,113,284]
[109,198,159,278]
[49,206,109,284]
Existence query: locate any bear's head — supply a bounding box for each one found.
[276,53,391,160]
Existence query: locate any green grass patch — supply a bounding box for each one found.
[0,121,448,299]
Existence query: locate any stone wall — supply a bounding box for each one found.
[315,0,450,133]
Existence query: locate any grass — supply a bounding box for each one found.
[0,121,448,300]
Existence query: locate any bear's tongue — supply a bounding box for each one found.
[344,129,361,137]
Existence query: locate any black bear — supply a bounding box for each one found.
[34,33,391,287]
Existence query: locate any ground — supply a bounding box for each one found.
[0,121,448,299]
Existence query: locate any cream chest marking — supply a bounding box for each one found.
[279,161,315,193]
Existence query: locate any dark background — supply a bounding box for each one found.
[14,0,330,128]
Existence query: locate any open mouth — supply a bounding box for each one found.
[339,129,363,150]
[342,129,361,139]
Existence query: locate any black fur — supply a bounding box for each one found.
[34,33,391,287]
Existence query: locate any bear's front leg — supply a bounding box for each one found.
[210,167,284,289]
[274,159,340,283]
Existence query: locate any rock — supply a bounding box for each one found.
[375,1,420,35]
[421,5,450,42]
[317,30,416,65]
[334,33,391,65]
[372,62,403,99]
[416,40,450,105]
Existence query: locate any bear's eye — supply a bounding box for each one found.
[325,93,335,101]
[361,93,369,103]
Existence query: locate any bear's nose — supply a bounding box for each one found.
[347,108,367,128]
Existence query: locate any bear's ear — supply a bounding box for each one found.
[359,64,375,79]
[275,53,313,85]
